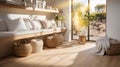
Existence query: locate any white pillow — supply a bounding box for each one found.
[51,20,57,29]
[30,20,42,30]
[6,18,28,31]
[0,19,8,31]
[46,20,53,29]
[47,20,57,29]
[23,18,33,30]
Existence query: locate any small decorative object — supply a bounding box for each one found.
[46,6,52,10]
[55,8,58,11]
[31,39,43,53]
[36,0,42,8]
[13,40,32,57]
[57,20,62,27]
[49,6,52,10]
[42,1,46,9]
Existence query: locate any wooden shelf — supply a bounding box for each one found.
[0,3,59,14]
[0,2,25,9]
[35,8,59,13]
[26,7,59,13]
[0,30,61,41]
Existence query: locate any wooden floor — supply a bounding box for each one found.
[0,41,120,67]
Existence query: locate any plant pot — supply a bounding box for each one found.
[56,20,62,27]
[79,35,87,44]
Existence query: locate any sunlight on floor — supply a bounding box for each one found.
[0,41,96,67]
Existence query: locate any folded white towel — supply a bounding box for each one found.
[95,37,120,55]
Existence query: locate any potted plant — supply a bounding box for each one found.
[77,11,89,44]
[77,17,88,43]
[54,15,65,27]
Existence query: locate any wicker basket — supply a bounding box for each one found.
[45,36,58,48]
[54,34,64,45]
[31,39,43,53]
[13,40,32,57]
[106,44,120,55]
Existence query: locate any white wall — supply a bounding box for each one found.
[107,0,120,40]
[54,0,72,41]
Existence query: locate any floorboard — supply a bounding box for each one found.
[0,41,120,67]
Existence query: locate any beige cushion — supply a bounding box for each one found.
[6,18,28,31]
[46,20,53,29]
[48,20,57,29]
[30,20,42,30]
[40,20,57,29]
[0,19,8,31]
[23,18,33,30]
[39,20,47,29]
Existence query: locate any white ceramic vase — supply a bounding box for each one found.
[57,20,62,27]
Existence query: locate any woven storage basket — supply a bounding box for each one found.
[31,39,43,53]
[46,35,58,48]
[13,41,32,57]
[106,44,120,55]
[54,34,64,45]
